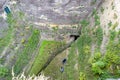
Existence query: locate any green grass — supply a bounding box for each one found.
[91,9,97,16]
[65,44,79,80]
[14,29,40,74]
[109,30,116,41]
[0,13,15,54]
[76,20,94,80]
[0,66,9,78]
[0,27,13,54]
[95,27,103,48]
[29,40,64,75]
[94,14,100,26]
[80,19,89,27]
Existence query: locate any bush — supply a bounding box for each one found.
[94,27,103,48]
[92,61,106,75]
[0,66,9,77]
[80,20,89,27]
[79,72,86,80]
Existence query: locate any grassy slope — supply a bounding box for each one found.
[14,29,40,74]
[43,49,66,80]
[0,27,13,54]
[29,40,64,75]
[64,44,79,80]
[0,14,14,54]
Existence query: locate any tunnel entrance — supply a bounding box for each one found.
[69,34,80,41]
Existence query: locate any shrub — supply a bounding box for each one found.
[83,45,91,54]
[108,21,112,27]
[113,13,118,19]
[111,22,119,30]
[95,27,103,47]
[100,7,104,14]
[109,30,116,41]
[80,20,89,27]
[91,0,97,5]
[94,14,100,26]
[92,61,106,75]
[79,72,86,80]
[0,66,9,77]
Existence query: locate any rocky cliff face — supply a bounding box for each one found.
[0,0,120,80]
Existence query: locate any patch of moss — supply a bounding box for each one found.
[108,21,112,27]
[79,72,86,80]
[91,0,97,5]
[0,66,9,78]
[100,7,104,14]
[91,9,97,16]
[111,22,119,30]
[29,40,65,75]
[93,26,103,49]
[80,19,89,27]
[64,44,79,80]
[113,13,118,19]
[94,14,100,26]
[109,30,116,41]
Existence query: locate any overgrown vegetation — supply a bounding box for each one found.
[113,13,118,19]
[0,27,13,53]
[89,41,120,79]
[30,40,65,75]
[0,14,14,53]
[108,21,112,27]
[100,7,104,14]
[111,22,119,30]
[0,66,9,78]
[91,0,97,5]
[14,29,40,74]
[94,26,103,48]
[65,44,79,80]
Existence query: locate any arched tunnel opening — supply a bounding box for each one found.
[69,34,80,41]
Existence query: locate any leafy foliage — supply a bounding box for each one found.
[92,61,105,75]
[111,22,119,30]
[79,72,86,80]
[109,30,116,41]
[0,66,9,77]
[94,27,103,48]
[108,21,112,27]
[94,14,100,26]
[100,7,104,14]
[80,20,89,27]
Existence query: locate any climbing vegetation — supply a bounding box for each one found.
[0,13,15,53]
[94,26,103,48]
[14,29,40,74]
[89,38,120,79]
